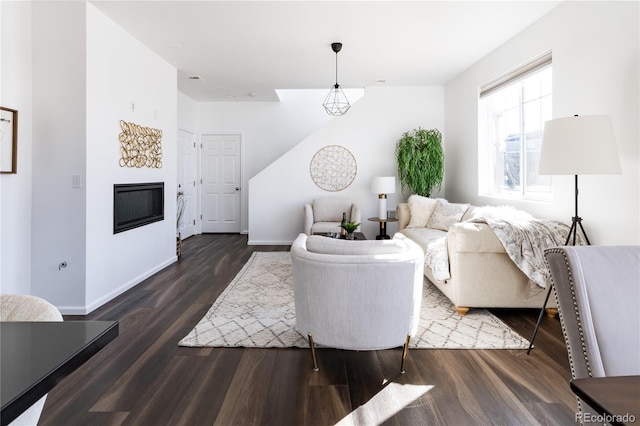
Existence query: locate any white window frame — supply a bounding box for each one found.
[478,51,553,202]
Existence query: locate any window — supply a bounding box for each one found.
[479,51,552,199]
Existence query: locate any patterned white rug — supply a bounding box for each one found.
[179,252,530,349]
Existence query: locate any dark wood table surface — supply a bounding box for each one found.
[1,321,119,426]
[570,376,640,425]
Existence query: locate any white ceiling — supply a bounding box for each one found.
[90,1,562,102]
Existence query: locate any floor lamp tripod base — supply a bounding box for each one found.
[527,214,590,355]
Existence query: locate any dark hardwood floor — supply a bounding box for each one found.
[40,234,578,425]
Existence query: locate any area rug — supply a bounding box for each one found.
[179,252,530,349]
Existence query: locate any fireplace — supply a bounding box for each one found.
[113,182,164,234]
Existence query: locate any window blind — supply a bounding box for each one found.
[479,50,552,98]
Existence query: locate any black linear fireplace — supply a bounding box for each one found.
[113,182,164,234]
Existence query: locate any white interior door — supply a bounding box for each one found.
[177,129,197,238]
[201,134,241,233]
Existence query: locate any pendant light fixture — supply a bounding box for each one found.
[322,42,351,116]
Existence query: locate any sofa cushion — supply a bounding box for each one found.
[427,199,470,231]
[312,198,353,222]
[407,195,438,228]
[398,227,447,256]
[306,235,407,256]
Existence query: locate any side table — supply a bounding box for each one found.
[367,217,398,240]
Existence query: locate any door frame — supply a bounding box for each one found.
[198,131,244,234]
[177,128,199,238]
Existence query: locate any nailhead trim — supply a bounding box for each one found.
[545,247,592,417]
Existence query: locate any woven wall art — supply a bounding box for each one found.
[309,145,357,191]
[119,120,163,168]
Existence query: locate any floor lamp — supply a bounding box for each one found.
[527,115,621,354]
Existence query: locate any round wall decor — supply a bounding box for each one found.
[309,145,357,192]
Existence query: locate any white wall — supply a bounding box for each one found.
[84,3,178,313]
[196,89,355,233]
[0,2,179,313]
[31,1,87,308]
[178,91,198,133]
[0,1,32,295]
[249,86,445,244]
[445,1,639,245]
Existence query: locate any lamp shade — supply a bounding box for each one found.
[371,176,396,194]
[538,115,621,175]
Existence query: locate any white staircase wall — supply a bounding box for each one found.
[248,86,445,245]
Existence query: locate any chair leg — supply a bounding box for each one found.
[308,332,319,371]
[400,334,411,374]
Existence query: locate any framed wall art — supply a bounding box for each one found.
[309,145,357,191]
[1,107,18,174]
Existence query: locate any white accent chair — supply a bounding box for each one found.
[303,197,361,235]
[1,294,63,426]
[545,246,640,422]
[290,233,424,373]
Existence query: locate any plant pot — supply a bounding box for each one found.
[346,232,355,240]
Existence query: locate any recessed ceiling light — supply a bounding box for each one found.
[373,79,387,85]
[188,75,201,80]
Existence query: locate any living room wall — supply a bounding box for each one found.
[4,2,178,314]
[445,0,639,245]
[0,1,32,295]
[249,86,445,244]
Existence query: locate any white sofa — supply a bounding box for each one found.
[303,197,361,235]
[396,196,556,316]
[290,233,424,372]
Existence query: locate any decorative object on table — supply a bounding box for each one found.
[370,176,396,220]
[179,251,530,350]
[340,221,360,240]
[118,120,163,169]
[0,106,18,174]
[176,190,186,258]
[322,42,350,116]
[309,145,357,191]
[395,128,444,197]
[528,114,621,354]
[340,212,347,237]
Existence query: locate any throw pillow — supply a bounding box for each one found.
[426,199,470,231]
[407,195,437,228]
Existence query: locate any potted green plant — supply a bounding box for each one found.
[340,221,360,240]
[395,128,444,197]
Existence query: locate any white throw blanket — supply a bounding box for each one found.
[422,214,578,294]
[468,217,577,289]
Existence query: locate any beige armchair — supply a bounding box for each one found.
[303,197,361,235]
[545,246,640,421]
[1,294,63,426]
[290,233,424,373]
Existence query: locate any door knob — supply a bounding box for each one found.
[235,187,241,191]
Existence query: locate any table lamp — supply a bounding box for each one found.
[371,176,396,220]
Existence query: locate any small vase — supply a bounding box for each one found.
[346,232,355,240]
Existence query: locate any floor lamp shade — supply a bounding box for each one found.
[371,177,396,219]
[538,115,621,175]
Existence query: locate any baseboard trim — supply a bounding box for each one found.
[58,256,178,315]
[247,240,293,246]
